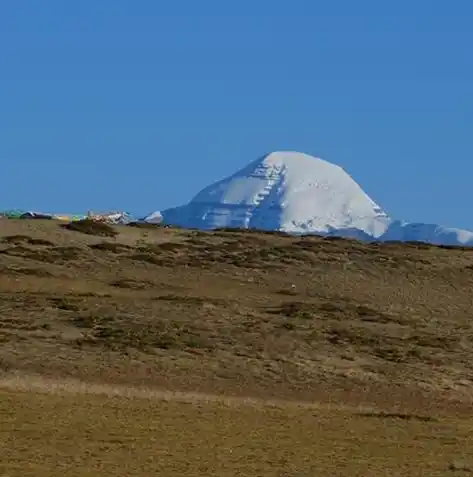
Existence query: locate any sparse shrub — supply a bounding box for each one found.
[1,235,54,246]
[110,278,153,289]
[270,302,313,319]
[322,236,350,242]
[2,266,54,277]
[373,346,408,363]
[89,242,131,253]
[214,227,291,237]
[276,288,298,296]
[155,294,209,305]
[127,221,162,229]
[281,322,296,330]
[326,326,380,347]
[0,245,81,263]
[54,246,83,261]
[357,411,437,422]
[214,227,245,233]
[49,297,81,311]
[403,240,436,249]
[141,242,187,253]
[0,356,13,372]
[62,219,118,237]
[128,253,166,265]
[71,315,104,328]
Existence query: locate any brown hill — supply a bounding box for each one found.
[1,218,473,414]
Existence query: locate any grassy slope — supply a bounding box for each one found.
[1,382,472,477]
[1,219,473,475]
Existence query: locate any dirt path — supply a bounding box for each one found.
[0,372,349,411]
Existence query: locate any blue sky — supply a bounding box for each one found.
[1,1,472,227]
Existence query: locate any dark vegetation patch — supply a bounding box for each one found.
[0,245,83,263]
[397,240,437,250]
[89,242,132,253]
[267,299,399,324]
[1,235,54,246]
[72,313,213,352]
[110,278,155,289]
[62,219,118,237]
[138,242,188,253]
[154,294,223,307]
[0,265,54,277]
[127,222,163,229]
[183,243,312,269]
[128,253,168,266]
[47,297,83,312]
[214,227,291,236]
[321,235,354,242]
[437,244,473,251]
[356,411,437,422]
[381,240,473,252]
[264,296,466,365]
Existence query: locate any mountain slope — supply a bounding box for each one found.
[163,151,391,236]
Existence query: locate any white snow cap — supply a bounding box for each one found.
[143,210,163,224]
[163,151,391,236]
[382,220,473,246]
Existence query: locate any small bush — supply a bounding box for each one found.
[89,242,131,253]
[54,246,83,261]
[269,302,313,319]
[139,242,187,253]
[49,297,82,312]
[155,294,210,305]
[357,411,437,422]
[1,235,54,246]
[110,278,153,289]
[128,253,166,265]
[62,219,118,237]
[281,322,296,330]
[2,266,54,277]
[0,245,81,263]
[127,222,162,229]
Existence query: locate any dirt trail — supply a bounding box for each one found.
[0,372,342,411]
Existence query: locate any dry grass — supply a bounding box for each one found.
[0,221,472,404]
[1,219,473,475]
[0,376,472,477]
[0,220,473,404]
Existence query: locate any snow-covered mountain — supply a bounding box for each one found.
[381,221,473,246]
[161,151,473,246]
[163,151,391,236]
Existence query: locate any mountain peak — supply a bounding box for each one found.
[162,151,391,236]
[255,151,340,171]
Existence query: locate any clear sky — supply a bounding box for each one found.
[1,1,472,228]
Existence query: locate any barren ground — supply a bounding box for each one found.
[1,219,472,475]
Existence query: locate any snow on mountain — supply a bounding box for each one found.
[141,210,163,224]
[381,220,473,246]
[162,151,391,236]
[161,150,473,246]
